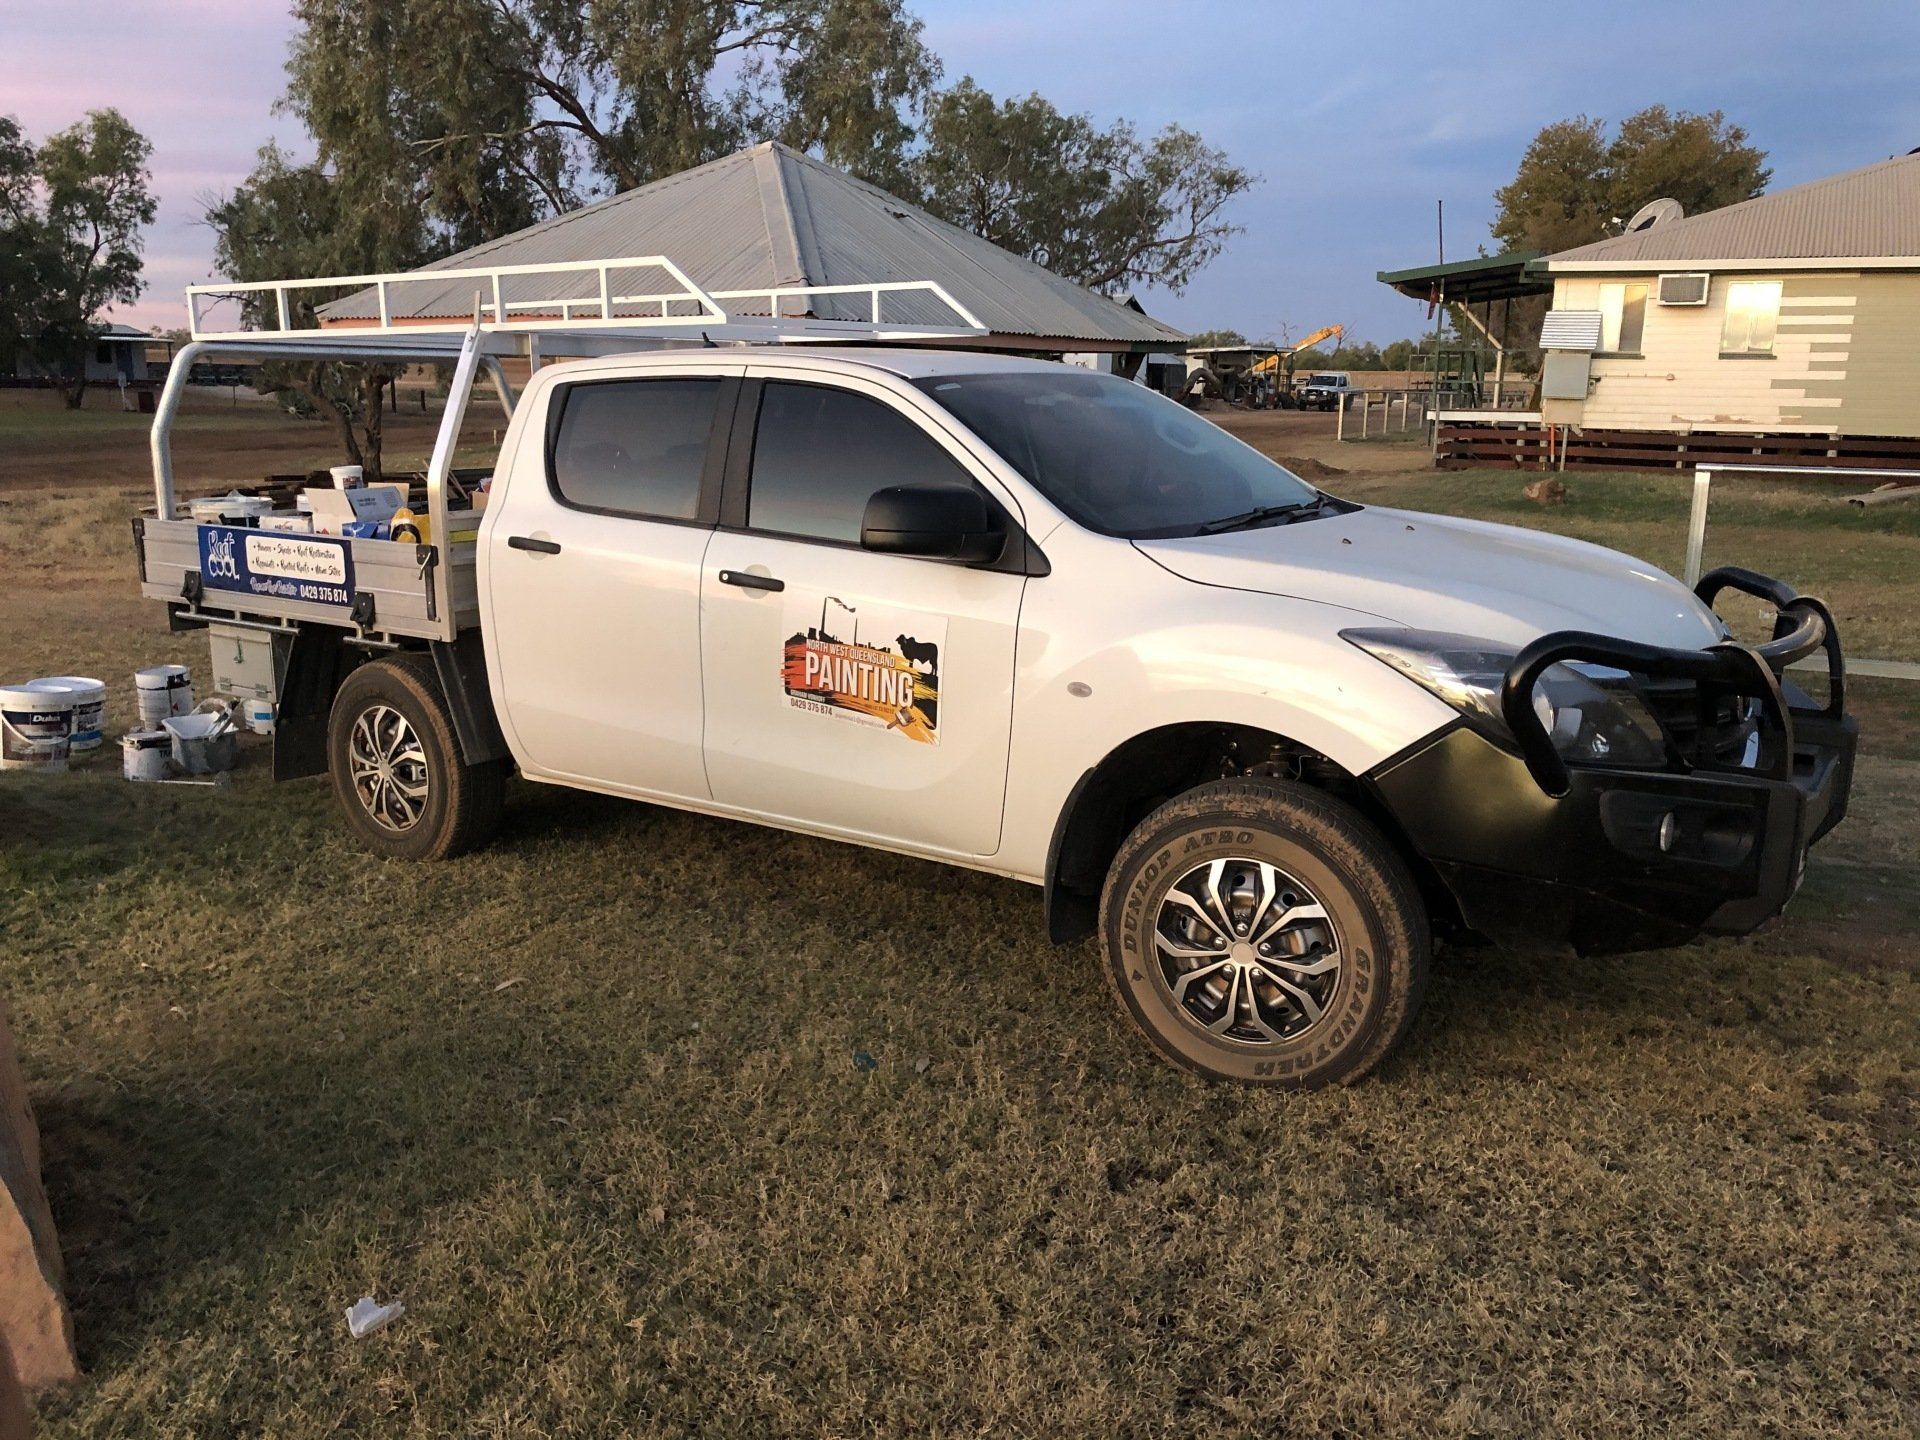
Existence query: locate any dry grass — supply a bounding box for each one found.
[2,460,1917,1437]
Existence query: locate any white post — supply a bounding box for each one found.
[377,280,391,329]
[598,265,612,320]
[1360,393,1370,440]
[275,287,291,333]
[1684,467,1714,587]
[1336,394,1346,441]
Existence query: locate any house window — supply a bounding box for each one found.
[1721,280,1782,356]
[1597,282,1647,354]
[95,342,113,365]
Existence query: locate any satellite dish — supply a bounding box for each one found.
[1626,197,1685,232]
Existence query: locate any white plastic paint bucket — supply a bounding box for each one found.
[242,697,275,734]
[1,683,74,773]
[330,465,365,489]
[27,676,105,751]
[135,666,193,725]
[121,728,170,782]
[162,710,238,775]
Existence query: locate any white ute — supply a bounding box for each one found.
[138,266,1857,1088]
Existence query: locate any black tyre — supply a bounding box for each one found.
[1098,778,1429,1088]
[327,652,505,861]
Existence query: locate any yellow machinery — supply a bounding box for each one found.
[1249,324,1346,401]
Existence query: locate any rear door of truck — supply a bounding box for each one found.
[481,363,744,799]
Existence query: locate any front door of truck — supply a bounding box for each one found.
[699,376,1026,857]
[483,366,741,799]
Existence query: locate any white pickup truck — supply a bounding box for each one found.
[138,273,1856,1089]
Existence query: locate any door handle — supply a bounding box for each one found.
[718,569,784,593]
[507,535,562,555]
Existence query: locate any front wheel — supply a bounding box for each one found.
[327,653,505,861]
[1098,778,1429,1088]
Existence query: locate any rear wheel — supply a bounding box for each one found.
[1098,778,1428,1088]
[327,653,505,861]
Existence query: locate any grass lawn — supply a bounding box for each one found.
[3,459,1917,1436]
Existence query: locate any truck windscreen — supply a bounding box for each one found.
[916,370,1320,539]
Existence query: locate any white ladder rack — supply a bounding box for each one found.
[185,254,987,345]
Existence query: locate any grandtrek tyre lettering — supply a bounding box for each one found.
[1095,778,1430,1090]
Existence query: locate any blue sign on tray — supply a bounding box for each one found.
[196,525,357,609]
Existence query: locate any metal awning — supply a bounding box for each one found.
[1376,250,1550,306]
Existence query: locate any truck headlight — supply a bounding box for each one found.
[1343,628,1668,768]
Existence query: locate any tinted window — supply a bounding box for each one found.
[748,382,974,543]
[917,369,1320,539]
[550,378,719,520]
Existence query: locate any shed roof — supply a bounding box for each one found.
[321,141,1186,349]
[1543,150,1920,269]
[1377,249,1548,304]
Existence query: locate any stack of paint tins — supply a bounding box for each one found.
[126,666,195,781]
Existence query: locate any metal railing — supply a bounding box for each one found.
[185,255,986,342]
[1335,386,1498,441]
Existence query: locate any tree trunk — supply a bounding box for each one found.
[359,369,385,483]
[59,369,87,410]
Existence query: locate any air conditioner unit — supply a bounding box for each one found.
[1657,272,1710,306]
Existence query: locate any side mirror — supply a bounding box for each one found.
[860,483,1003,563]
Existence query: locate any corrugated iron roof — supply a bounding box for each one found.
[1545,150,1920,267]
[320,141,1186,347]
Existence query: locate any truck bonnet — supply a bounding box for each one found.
[1133,505,1726,651]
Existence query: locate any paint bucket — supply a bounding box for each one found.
[241,697,275,735]
[27,676,105,751]
[330,465,365,489]
[121,728,170,782]
[135,665,194,725]
[162,710,238,775]
[1,683,73,773]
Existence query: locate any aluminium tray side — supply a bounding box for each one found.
[136,517,481,640]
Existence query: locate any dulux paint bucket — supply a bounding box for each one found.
[1,683,74,773]
[27,676,105,751]
[135,665,193,726]
[241,697,275,735]
[121,729,170,782]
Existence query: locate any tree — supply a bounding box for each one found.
[2,109,156,407]
[1492,106,1769,255]
[283,0,938,235]
[0,116,47,365]
[1486,106,1767,366]
[1184,328,1248,349]
[913,79,1253,293]
[206,144,428,478]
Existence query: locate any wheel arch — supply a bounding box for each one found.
[1043,720,1455,945]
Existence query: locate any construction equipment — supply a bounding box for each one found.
[1248,324,1347,407]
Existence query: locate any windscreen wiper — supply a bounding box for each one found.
[1195,496,1327,535]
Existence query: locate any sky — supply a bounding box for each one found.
[9,0,1920,343]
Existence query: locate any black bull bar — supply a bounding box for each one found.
[1500,566,1846,798]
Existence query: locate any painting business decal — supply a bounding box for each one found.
[197,525,356,610]
[781,599,944,745]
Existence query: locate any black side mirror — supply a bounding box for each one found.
[860,483,1003,563]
